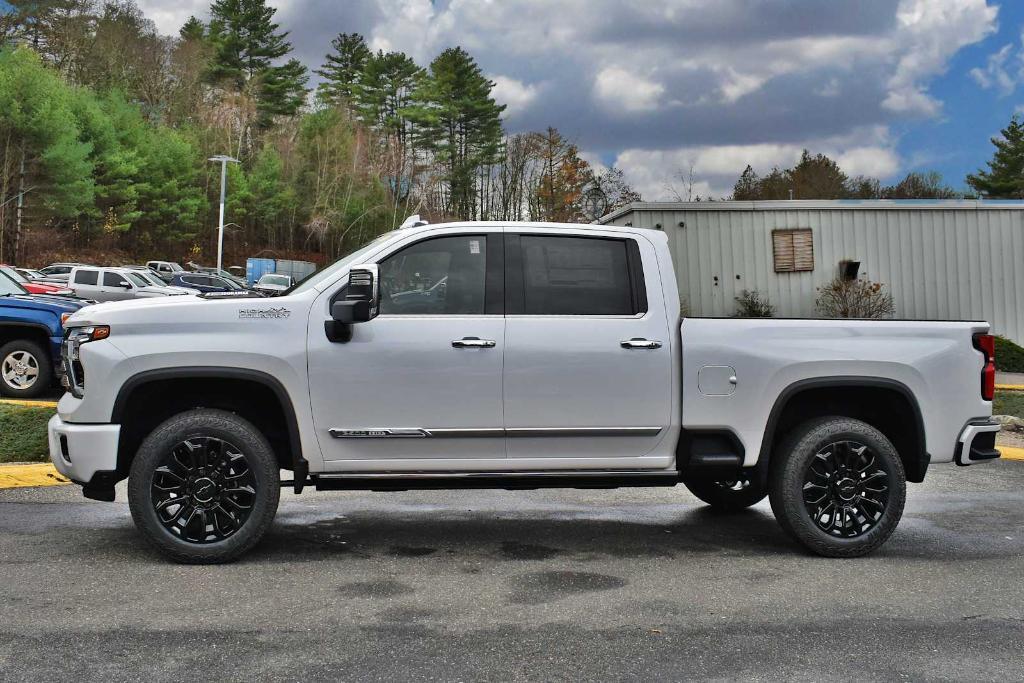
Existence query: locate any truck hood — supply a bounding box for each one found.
[0,293,86,315]
[63,290,303,327]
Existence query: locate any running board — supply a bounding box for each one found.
[302,470,681,491]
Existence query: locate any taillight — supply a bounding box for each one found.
[973,333,995,401]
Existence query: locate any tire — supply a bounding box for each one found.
[0,339,53,398]
[684,476,767,511]
[768,416,906,558]
[128,409,280,564]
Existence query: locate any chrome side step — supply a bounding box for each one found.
[304,470,681,491]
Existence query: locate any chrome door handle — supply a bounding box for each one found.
[621,338,662,349]
[452,337,496,348]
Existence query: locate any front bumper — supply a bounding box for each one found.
[48,414,120,484]
[954,419,1001,466]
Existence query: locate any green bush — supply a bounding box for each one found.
[0,404,53,463]
[995,336,1024,373]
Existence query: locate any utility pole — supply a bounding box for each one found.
[208,155,240,273]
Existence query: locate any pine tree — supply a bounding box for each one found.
[257,58,309,127]
[407,47,505,218]
[733,165,760,200]
[967,115,1024,198]
[315,33,370,107]
[206,0,291,87]
[179,16,206,42]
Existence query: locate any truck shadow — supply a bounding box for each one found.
[248,506,803,562]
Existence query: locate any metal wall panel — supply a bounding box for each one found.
[605,202,1024,344]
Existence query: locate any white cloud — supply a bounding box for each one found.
[612,128,901,201]
[882,0,998,116]
[970,35,1024,96]
[490,76,539,118]
[594,67,665,112]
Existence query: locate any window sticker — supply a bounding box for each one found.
[469,239,480,255]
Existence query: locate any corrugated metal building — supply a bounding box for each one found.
[599,200,1024,344]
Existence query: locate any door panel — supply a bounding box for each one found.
[308,230,505,466]
[502,233,673,462]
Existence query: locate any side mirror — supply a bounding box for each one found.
[326,264,379,343]
[332,264,379,324]
[119,281,132,289]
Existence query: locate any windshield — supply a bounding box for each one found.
[289,231,398,295]
[138,271,164,286]
[0,270,27,296]
[220,277,244,291]
[0,266,26,283]
[126,272,151,288]
[259,274,290,287]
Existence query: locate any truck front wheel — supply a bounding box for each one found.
[128,409,280,564]
[769,416,906,558]
[683,477,767,511]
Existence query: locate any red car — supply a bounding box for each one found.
[0,265,73,295]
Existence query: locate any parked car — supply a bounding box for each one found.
[146,260,184,283]
[0,270,86,397]
[189,264,249,289]
[68,266,189,302]
[50,220,1000,563]
[121,266,194,295]
[0,265,73,295]
[38,262,88,282]
[169,272,256,295]
[15,267,48,281]
[254,273,293,296]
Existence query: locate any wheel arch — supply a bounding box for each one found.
[112,367,307,488]
[757,376,928,483]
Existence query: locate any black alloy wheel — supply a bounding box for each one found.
[151,436,256,544]
[802,440,890,538]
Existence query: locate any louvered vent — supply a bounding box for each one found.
[772,228,814,272]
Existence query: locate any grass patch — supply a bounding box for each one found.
[0,404,53,463]
[994,390,1024,419]
[995,336,1024,373]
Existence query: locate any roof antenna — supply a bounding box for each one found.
[399,214,429,229]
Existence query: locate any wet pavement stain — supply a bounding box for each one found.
[499,541,561,560]
[387,546,438,557]
[507,570,627,605]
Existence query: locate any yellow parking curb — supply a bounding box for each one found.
[0,399,58,408]
[996,384,1024,391]
[0,463,69,489]
[999,446,1024,461]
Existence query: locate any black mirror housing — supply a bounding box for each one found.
[332,299,370,324]
[327,264,378,342]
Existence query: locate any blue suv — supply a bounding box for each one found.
[0,270,87,398]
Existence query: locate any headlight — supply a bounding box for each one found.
[62,325,109,398]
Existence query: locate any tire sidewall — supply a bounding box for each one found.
[0,339,52,398]
[770,418,906,557]
[128,409,280,563]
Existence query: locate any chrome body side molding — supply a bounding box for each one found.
[328,426,663,439]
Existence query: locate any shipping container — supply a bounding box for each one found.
[246,257,276,286]
[275,259,316,284]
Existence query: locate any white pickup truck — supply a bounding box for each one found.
[49,220,1001,563]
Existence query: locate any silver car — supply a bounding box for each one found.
[68,266,192,302]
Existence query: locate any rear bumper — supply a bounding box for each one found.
[48,414,120,484]
[954,419,1001,466]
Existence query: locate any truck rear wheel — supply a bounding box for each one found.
[769,416,906,558]
[128,409,280,564]
[684,477,767,511]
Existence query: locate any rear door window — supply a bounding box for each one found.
[73,270,98,285]
[518,235,639,315]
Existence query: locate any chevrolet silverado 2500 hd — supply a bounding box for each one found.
[49,221,1001,563]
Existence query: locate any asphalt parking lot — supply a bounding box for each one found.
[2,462,1023,682]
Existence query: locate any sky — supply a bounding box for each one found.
[136,0,1024,200]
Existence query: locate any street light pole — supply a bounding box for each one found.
[208,155,240,273]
